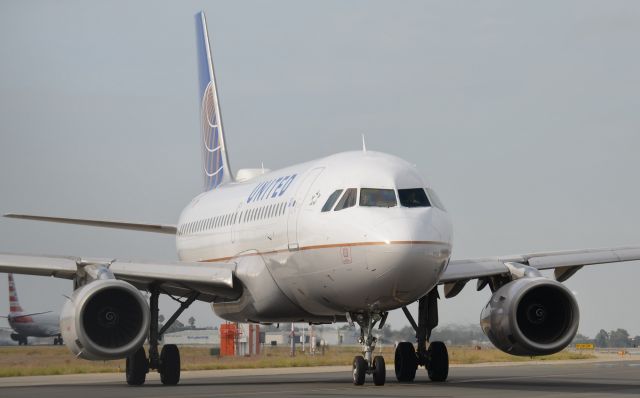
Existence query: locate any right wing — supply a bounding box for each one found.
[440,246,640,297]
[4,214,177,235]
[0,253,240,302]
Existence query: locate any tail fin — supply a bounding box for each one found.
[8,274,24,314]
[195,11,233,191]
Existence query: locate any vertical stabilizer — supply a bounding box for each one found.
[195,11,233,191]
[8,274,23,314]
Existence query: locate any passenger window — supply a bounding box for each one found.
[399,188,430,208]
[334,188,357,211]
[426,188,446,211]
[360,188,397,208]
[322,189,344,212]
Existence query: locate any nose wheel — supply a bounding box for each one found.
[350,312,388,386]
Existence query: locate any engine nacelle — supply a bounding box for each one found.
[480,277,579,356]
[60,279,149,360]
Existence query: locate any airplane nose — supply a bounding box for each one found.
[368,214,442,243]
[361,216,451,305]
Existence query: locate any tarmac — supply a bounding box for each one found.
[1,357,639,398]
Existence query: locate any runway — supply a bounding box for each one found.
[2,359,640,398]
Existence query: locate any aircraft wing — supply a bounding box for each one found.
[4,213,177,234]
[0,253,240,302]
[440,246,640,296]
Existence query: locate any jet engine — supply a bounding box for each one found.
[60,279,149,360]
[480,277,579,356]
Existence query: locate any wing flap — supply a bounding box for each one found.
[4,214,177,234]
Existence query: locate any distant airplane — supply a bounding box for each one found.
[1,10,640,387]
[1,274,62,345]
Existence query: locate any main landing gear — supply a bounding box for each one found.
[351,311,388,386]
[53,335,63,345]
[396,288,449,383]
[125,286,199,386]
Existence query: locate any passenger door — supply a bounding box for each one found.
[287,167,324,251]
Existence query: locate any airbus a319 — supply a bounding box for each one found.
[1,11,639,387]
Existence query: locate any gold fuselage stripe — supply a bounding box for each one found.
[200,240,450,263]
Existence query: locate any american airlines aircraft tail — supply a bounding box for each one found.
[8,273,23,313]
[3,274,62,345]
[2,10,640,388]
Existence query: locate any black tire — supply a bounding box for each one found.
[126,347,148,386]
[394,342,417,382]
[160,344,181,386]
[372,355,386,386]
[352,355,367,386]
[427,341,449,382]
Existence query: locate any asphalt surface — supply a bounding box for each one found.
[2,359,640,398]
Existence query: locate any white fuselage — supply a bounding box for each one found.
[176,151,453,323]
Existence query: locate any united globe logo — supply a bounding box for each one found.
[201,81,224,190]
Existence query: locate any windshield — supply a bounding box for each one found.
[359,188,397,208]
[398,188,431,208]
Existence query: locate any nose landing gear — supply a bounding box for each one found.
[396,288,449,382]
[350,311,388,386]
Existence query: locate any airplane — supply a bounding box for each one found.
[1,10,640,387]
[1,274,62,345]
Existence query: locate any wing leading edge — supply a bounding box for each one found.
[440,246,640,297]
[0,253,241,302]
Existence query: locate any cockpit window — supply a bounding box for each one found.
[334,188,357,211]
[322,189,343,212]
[426,188,446,210]
[360,188,397,208]
[399,188,431,208]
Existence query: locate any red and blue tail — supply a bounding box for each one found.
[196,11,233,191]
[8,274,24,314]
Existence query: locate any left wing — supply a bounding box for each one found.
[0,253,240,302]
[4,214,177,234]
[440,246,640,297]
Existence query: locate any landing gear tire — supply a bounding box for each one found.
[426,341,449,382]
[352,355,367,386]
[160,344,181,386]
[126,347,148,386]
[372,355,386,386]
[19,337,27,346]
[395,342,417,382]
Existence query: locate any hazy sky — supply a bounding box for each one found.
[1,1,640,338]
